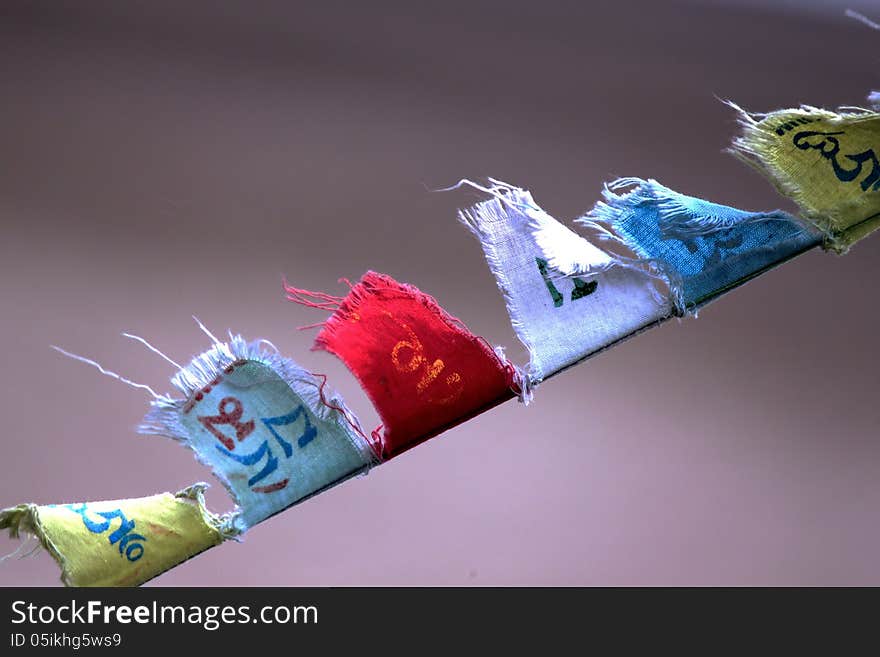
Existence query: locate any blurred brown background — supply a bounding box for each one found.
[1,0,878,585]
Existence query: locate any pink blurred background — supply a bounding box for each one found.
[1,0,878,585]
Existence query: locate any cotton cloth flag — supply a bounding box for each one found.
[286,271,519,460]
[140,334,377,532]
[535,178,820,312]
[0,483,226,586]
[456,180,672,385]
[729,103,880,253]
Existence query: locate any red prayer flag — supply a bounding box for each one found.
[286,272,517,460]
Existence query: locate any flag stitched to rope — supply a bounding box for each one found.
[729,103,880,253]
[286,271,520,460]
[3,79,878,585]
[0,483,226,587]
[534,178,821,312]
[139,334,377,532]
[457,179,672,385]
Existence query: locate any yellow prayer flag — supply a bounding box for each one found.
[730,104,880,253]
[1,483,229,586]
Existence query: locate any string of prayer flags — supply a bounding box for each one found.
[729,103,880,253]
[4,70,880,585]
[286,271,521,460]
[0,483,227,586]
[457,179,672,385]
[139,334,377,532]
[535,178,821,313]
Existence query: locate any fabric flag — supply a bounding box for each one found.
[729,103,880,253]
[536,178,820,312]
[0,483,226,586]
[457,179,672,384]
[286,271,519,460]
[139,334,376,532]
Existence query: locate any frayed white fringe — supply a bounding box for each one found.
[139,331,376,458]
[455,179,557,390]
[140,327,378,534]
[455,178,674,384]
[53,320,377,535]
